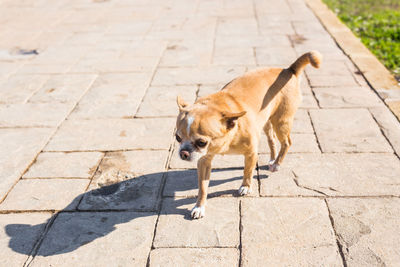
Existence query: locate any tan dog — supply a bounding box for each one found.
[175,51,322,219]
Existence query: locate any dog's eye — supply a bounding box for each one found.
[195,139,207,148]
[175,134,182,143]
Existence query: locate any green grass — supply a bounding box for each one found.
[323,0,400,81]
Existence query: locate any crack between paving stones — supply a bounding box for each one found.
[368,109,400,159]
[152,245,237,249]
[147,133,176,266]
[21,177,91,180]
[238,200,243,267]
[252,0,261,35]
[324,199,348,267]
[0,125,54,129]
[304,72,322,108]
[23,212,59,267]
[75,152,106,209]
[307,109,323,153]
[194,83,201,101]
[256,162,261,196]
[292,171,327,196]
[210,18,218,65]
[43,148,170,153]
[134,44,167,118]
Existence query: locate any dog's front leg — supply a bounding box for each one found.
[239,152,258,195]
[191,154,213,219]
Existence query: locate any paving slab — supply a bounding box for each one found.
[327,198,400,266]
[255,47,297,66]
[213,46,256,66]
[215,35,292,49]
[44,118,175,151]
[0,128,54,200]
[305,59,355,77]
[68,99,140,119]
[258,153,400,196]
[292,109,315,133]
[31,212,157,266]
[68,72,152,119]
[310,109,393,152]
[154,197,239,247]
[0,213,52,266]
[258,133,320,154]
[258,168,322,197]
[150,248,239,267]
[0,179,89,211]
[259,22,296,35]
[163,169,258,198]
[28,74,97,103]
[369,106,400,155]
[68,72,151,103]
[241,198,342,266]
[136,85,197,117]
[23,152,103,179]
[197,84,224,98]
[151,66,246,86]
[308,74,360,87]
[0,102,74,127]
[300,93,319,109]
[79,150,168,211]
[217,18,258,36]
[313,86,382,108]
[0,74,49,104]
[71,56,160,73]
[160,39,213,67]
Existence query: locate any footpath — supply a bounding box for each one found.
[0,0,399,266]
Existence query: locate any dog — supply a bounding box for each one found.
[175,51,322,219]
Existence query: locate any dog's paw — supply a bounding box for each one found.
[238,185,252,196]
[269,163,280,172]
[191,206,205,219]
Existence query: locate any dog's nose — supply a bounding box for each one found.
[180,150,190,160]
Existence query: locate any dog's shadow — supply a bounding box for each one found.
[5,168,248,257]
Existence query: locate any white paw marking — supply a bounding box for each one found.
[187,116,194,134]
[268,159,275,166]
[269,163,280,172]
[238,185,252,196]
[191,206,205,219]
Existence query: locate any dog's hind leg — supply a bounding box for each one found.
[269,119,293,172]
[263,120,277,168]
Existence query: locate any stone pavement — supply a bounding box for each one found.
[0,0,400,266]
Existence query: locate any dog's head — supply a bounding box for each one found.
[175,95,246,161]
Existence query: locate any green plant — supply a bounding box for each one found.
[323,0,400,81]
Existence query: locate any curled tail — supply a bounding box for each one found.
[289,51,322,76]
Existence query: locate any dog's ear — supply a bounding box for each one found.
[221,111,246,130]
[176,95,189,111]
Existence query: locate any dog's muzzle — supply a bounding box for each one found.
[180,150,191,160]
[179,142,194,161]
